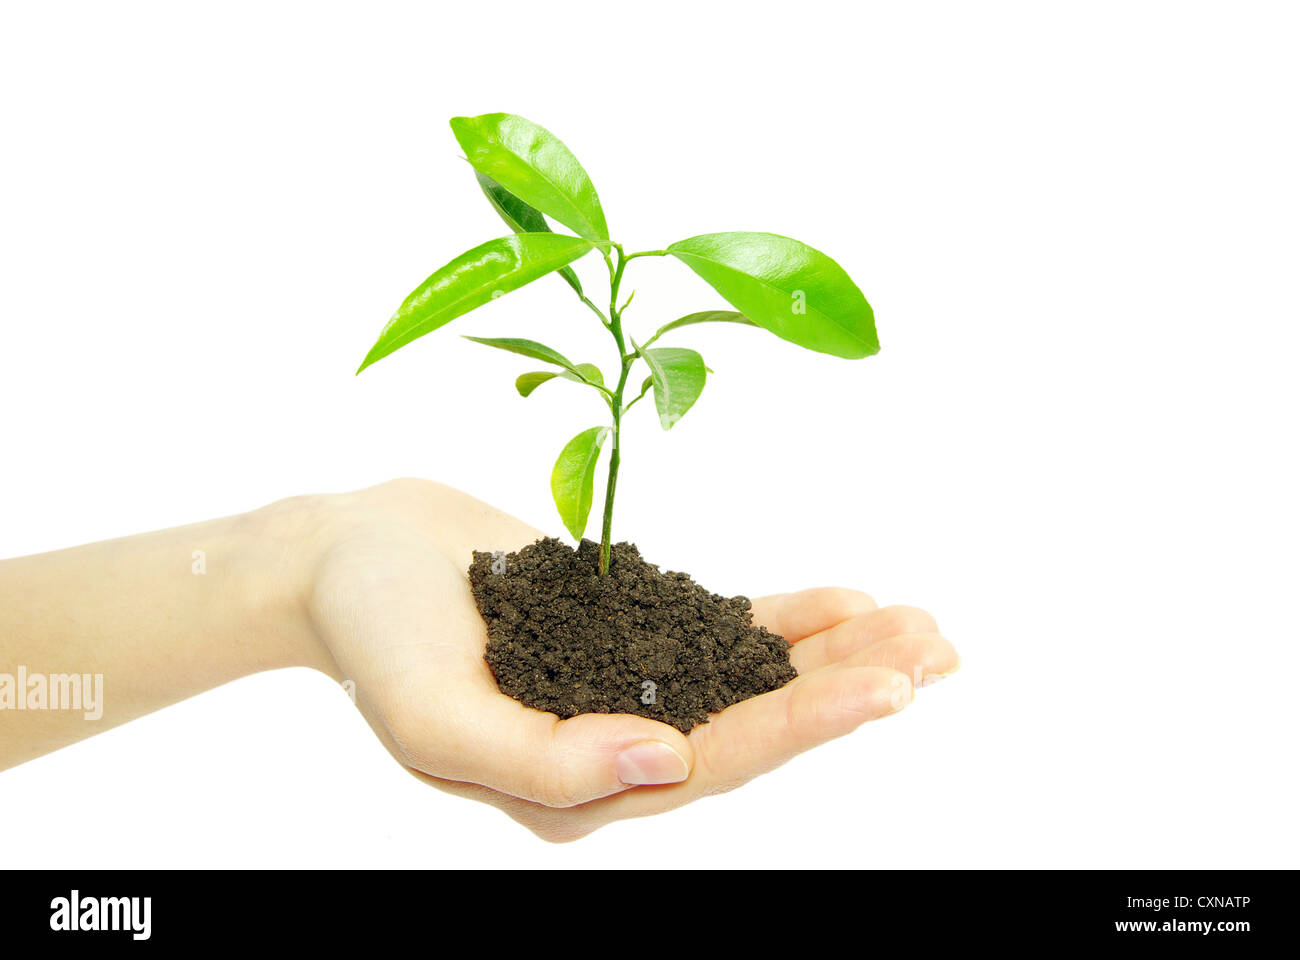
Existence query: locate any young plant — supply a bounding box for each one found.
[358,113,878,574]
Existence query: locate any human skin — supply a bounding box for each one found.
[0,478,959,841]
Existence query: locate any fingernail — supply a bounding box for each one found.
[616,741,689,785]
[922,656,962,686]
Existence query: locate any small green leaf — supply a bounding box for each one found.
[667,233,877,359]
[464,335,575,369]
[357,233,591,373]
[570,363,604,387]
[634,340,708,430]
[516,371,560,396]
[551,426,610,540]
[475,171,583,296]
[475,170,550,234]
[516,363,604,397]
[451,113,609,242]
[652,310,757,340]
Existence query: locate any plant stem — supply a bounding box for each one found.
[599,368,627,575]
[598,247,633,575]
[591,248,670,574]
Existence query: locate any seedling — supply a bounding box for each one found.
[358,113,878,574]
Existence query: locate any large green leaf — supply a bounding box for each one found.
[451,113,609,243]
[357,233,591,373]
[667,233,877,359]
[551,425,610,540]
[463,336,603,387]
[475,171,583,296]
[634,340,707,429]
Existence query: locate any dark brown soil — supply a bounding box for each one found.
[468,538,797,733]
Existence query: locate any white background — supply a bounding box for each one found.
[2,1,1297,868]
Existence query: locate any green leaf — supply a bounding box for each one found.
[569,363,604,387]
[551,426,610,540]
[464,335,575,369]
[475,171,583,296]
[475,170,550,234]
[451,113,609,243]
[652,310,757,340]
[516,371,560,396]
[515,363,604,397]
[634,340,708,430]
[667,233,877,359]
[357,233,591,373]
[464,336,602,387]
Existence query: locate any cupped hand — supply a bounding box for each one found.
[305,479,960,842]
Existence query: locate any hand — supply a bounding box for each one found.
[306,479,961,842]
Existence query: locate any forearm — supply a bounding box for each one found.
[0,496,334,771]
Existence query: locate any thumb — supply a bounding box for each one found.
[411,693,695,808]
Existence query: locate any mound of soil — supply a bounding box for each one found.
[468,538,797,733]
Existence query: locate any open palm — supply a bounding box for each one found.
[307,480,959,841]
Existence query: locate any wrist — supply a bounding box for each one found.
[235,493,341,676]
